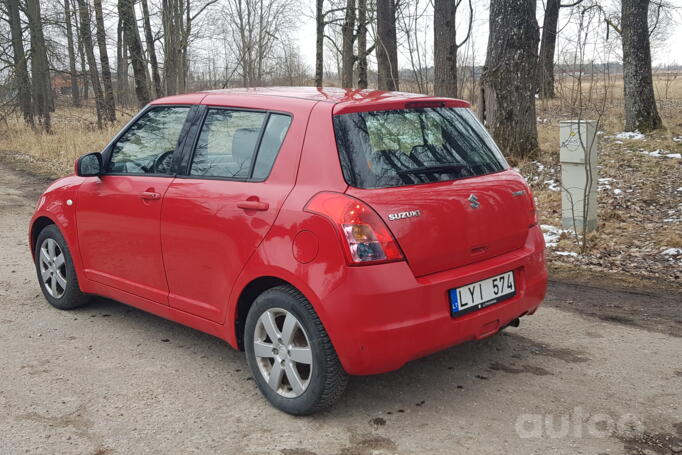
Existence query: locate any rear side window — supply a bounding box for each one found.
[333,107,508,189]
[190,109,291,180]
[252,114,292,180]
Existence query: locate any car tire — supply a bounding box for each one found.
[244,285,348,415]
[34,224,91,310]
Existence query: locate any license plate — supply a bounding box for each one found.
[449,271,516,317]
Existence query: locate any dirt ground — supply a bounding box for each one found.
[0,160,680,455]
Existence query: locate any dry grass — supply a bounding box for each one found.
[526,75,682,282]
[0,103,133,177]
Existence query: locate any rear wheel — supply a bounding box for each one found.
[244,285,348,415]
[34,224,91,310]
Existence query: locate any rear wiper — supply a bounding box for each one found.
[396,164,469,175]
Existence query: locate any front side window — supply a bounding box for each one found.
[334,107,509,189]
[107,106,190,174]
[190,109,290,180]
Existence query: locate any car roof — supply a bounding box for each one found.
[150,86,471,114]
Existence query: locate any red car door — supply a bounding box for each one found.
[77,106,193,304]
[160,107,303,323]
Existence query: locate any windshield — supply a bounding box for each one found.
[333,107,509,189]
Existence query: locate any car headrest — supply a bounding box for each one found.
[232,128,259,164]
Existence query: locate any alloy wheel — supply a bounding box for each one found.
[39,238,67,299]
[253,308,313,398]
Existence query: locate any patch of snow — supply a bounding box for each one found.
[626,148,681,159]
[544,179,560,192]
[677,187,682,192]
[555,251,578,257]
[598,178,615,183]
[615,131,645,140]
[661,248,682,256]
[541,225,573,248]
[614,140,623,144]
[672,136,682,143]
[532,161,545,172]
[613,189,623,195]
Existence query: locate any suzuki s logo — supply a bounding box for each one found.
[387,210,421,221]
[468,194,480,209]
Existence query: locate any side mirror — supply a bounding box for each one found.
[76,152,103,177]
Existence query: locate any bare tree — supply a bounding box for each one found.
[93,0,115,121]
[376,0,398,90]
[341,0,356,88]
[163,0,216,94]
[6,0,33,125]
[479,0,539,160]
[63,0,80,107]
[77,0,105,127]
[221,0,297,87]
[399,0,430,93]
[356,0,370,89]
[433,0,473,97]
[72,0,89,101]
[119,0,150,106]
[26,0,52,130]
[537,0,583,99]
[140,0,162,98]
[115,15,130,105]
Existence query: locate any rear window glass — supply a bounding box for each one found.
[333,107,508,189]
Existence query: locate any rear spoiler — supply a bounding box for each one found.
[333,97,471,115]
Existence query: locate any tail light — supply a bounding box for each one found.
[305,192,404,265]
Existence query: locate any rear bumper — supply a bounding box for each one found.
[321,225,548,375]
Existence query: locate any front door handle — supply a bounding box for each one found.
[141,191,161,200]
[237,200,269,211]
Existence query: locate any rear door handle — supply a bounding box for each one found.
[141,191,161,200]
[237,200,269,211]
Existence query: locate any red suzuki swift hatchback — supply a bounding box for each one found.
[29,87,547,414]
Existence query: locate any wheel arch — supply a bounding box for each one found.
[30,216,57,259]
[234,276,293,350]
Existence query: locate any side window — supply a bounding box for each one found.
[252,114,292,180]
[107,106,190,175]
[190,109,267,179]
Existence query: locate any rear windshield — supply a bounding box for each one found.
[333,107,508,189]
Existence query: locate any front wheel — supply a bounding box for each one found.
[34,224,91,310]
[244,285,348,415]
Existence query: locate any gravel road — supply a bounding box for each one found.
[1,160,680,455]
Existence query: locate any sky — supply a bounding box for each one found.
[294,0,682,70]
